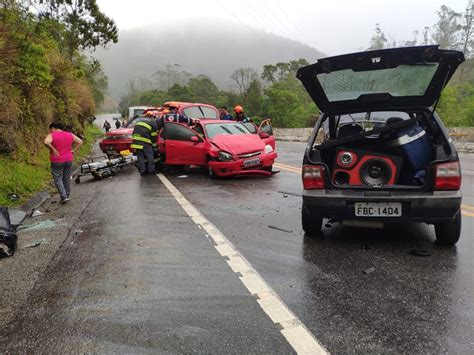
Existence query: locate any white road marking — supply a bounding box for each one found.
[156,173,328,355]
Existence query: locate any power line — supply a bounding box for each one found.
[274,0,313,46]
[241,0,285,38]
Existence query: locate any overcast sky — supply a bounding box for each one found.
[96,0,468,55]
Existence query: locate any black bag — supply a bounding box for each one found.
[0,207,18,257]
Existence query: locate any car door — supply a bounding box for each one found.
[163,122,206,165]
[257,119,275,150]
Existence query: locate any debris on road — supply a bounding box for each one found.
[268,225,293,233]
[18,219,60,232]
[177,175,188,179]
[31,210,44,217]
[0,207,18,257]
[410,249,431,257]
[74,229,83,235]
[363,267,375,275]
[361,245,372,250]
[23,238,48,249]
[277,191,301,197]
[7,193,20,202]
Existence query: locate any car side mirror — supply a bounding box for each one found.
[190,136,199,142]
[259,132,270,139]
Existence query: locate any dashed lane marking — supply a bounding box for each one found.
[156,173,328,355]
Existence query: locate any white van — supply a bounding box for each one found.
[128,106,154,119]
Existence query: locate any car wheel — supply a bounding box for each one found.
[435,211,461,245]
[302,204,323,237]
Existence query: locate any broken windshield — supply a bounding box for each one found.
[317,64,439,102]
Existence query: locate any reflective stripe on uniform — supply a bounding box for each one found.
[131,144,144,149]
[136,121,153,131]
[132,135,152,144]
[151,132,158,137]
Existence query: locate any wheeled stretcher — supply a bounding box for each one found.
[75,152,137,184]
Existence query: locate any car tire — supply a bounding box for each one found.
[302,204,323,237]
[208,165,217,179]
[435,211,461,245]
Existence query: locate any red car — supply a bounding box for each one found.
[158,119,277,177]
[99,102,220,155]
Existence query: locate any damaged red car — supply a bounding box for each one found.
[99,102,220,155]
[158,119,277,177]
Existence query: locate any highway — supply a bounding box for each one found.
[1,115,473,353]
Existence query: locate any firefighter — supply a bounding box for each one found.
[234,105,250,122]
[163,106,192,124]
[131,112,158,176]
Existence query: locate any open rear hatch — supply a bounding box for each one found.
[299,46,464,190]
[297,46,464,114]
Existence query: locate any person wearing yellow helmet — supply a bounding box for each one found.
[234,105,250,122]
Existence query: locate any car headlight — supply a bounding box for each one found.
[218,151,233,162]
[264,144,273,154]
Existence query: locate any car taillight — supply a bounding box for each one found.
[302,165,325,190]
[434,161,461,190]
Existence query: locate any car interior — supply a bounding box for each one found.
[309,110,453,189]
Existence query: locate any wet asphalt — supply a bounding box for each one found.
[1,115,473,353]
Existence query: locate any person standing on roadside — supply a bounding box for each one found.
[103,120,111,132]
[115,119,121,129]
[44,122,83,204]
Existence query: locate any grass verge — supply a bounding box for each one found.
[0,124,103,207]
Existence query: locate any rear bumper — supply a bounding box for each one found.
[209,152,277,177]
[302,189,462,223]
[99,141,132,154]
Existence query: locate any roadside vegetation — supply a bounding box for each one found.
[120,2,474,128]
[0,0,116,205]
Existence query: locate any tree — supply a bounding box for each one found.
[35,0,118,56]
[275,62,290,81]
[459,1,474,57]
[432,5,461,49]
[368,23,387,50]
[188,75,219,103]
[153,64,192,90]
[230,67,257,95]
[261,64,277,84]
[166,84,193,102]
[422,26,430,45]
[243,79,263,116]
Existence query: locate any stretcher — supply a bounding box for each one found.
[75,151,136,184]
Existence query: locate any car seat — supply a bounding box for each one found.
[337,123,363,139]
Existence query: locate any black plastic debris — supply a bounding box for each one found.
[410,249,431,257]
[7,193,19,202]
[268,225,293,233]
[363,267,375,275]
[0,207,18,257]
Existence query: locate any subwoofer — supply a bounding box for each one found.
[332,148,402,187]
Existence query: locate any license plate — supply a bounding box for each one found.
[244,157,260,167]
[355,202,402,217]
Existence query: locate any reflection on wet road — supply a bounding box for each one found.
[168,141,474,353]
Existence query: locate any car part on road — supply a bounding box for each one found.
[268,225,293,233]
[0,207,17,257]
[363,267,375,275]
[410,249,431,257]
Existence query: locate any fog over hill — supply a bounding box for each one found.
[93,18,325,99]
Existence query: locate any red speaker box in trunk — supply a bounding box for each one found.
[332,148,402,187]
